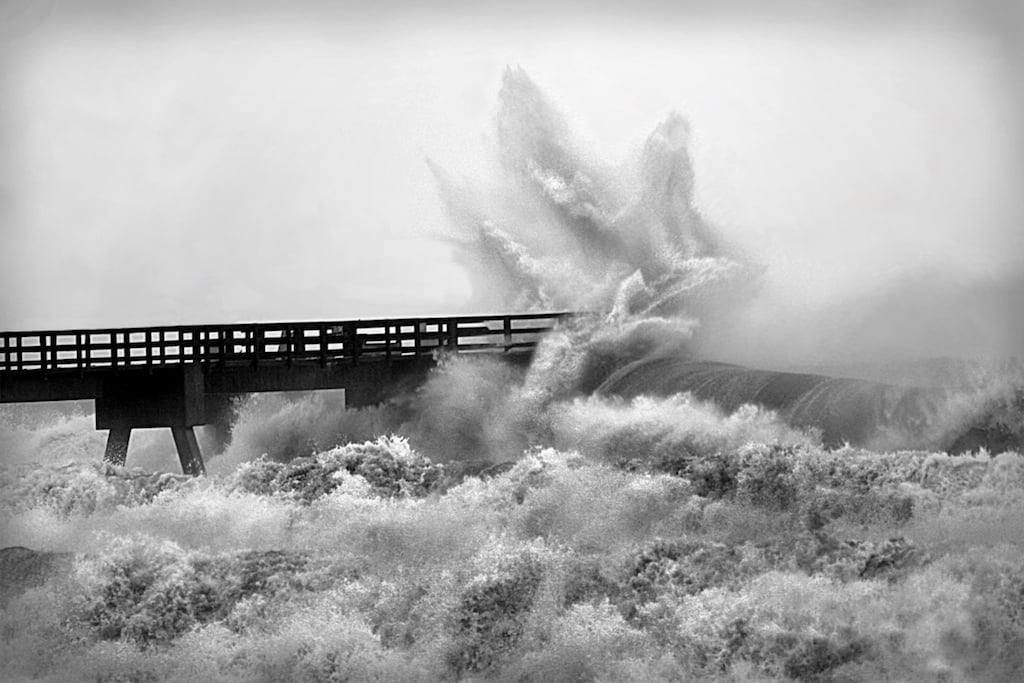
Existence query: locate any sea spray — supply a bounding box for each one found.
[4,69,1024,682]
[6,435,1024,679]
[436,68,748,332]
[184,65,1021,468]
[427,67,1022,455]
[550,393,816,468]
[210,391,394,473]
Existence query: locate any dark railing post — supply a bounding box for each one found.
[39,333,48,374]
[252,325,260,368]
[504,316,512,352]
[346,322,359,365]
[319,324,327,368]
[448,318,458,351]
[285,326,292,367]
[384,324,391,362]
[198,330,207,368]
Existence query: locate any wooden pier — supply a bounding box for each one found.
[0,312,572,473]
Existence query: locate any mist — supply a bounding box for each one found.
[0,2,1020,373]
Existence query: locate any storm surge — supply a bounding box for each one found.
[432,67,1022,456]
[596,357,1024,453]
[5,68,1024,683]
[597,358,940,450]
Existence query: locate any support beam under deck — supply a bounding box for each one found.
[171,426,206,476]
[103,427,131,466]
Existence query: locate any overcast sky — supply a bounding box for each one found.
[1,0,1022,362]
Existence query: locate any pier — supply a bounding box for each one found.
[0,313,571,474]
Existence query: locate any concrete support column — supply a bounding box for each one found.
[103,428,131,466]
[202,393,237,455]
[95,364,208,476]
[171,426,206,476]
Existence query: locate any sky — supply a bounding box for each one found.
[0,0,1022,363]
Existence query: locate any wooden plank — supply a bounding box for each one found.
[506,325,558,335]
[456,342,508,352]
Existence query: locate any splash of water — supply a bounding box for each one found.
[424,67,1022,455]
[437,67,748,324]
[415,68,761,456]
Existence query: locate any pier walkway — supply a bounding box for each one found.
[0,312,571,473]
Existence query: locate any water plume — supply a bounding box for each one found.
[437,67,748,322]
[420,69,756,448]
[425,68,1022,454]
[209,392,393,474]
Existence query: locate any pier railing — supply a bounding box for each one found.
[0,312,573,374]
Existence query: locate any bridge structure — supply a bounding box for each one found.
[0,312,572,475]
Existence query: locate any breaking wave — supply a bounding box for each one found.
[429,66,1022,456]
[2,68,1024,681]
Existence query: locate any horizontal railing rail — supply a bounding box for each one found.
[0,312,575,373]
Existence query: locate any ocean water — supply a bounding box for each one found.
[2,68,1023,682]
